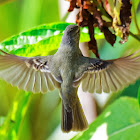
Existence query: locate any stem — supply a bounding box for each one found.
[129,31,140,41]
[61,12,70,22]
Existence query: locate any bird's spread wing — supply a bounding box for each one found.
[79,51,140,93]
[0,50,60,93]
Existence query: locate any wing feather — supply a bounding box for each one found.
[106,70,117,92]
[92,73,96,93]
[80,51,140,93]
[100,71,110,93]
[107,66,122,90]
[104,70,116,92]
[18,68,31,90]
[82,74,90,92]
[40,72,48,93]
[33,71,41,93]
[95,72,102,93]
[49,74,60,88]
[45,73,55,91]
[88,74,94,93]
[0,50,60,93]
[111,65,128,86]
[25,70,35,92]
[0,64,20,75]
[115,64,134,82]
[0,63,24,83]
[11,64,27,86]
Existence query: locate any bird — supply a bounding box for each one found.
[0,24,140,132]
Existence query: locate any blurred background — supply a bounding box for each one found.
[0,0,60,41]
[0,0,140,140]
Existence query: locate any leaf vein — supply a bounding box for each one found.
[109,122,140,137]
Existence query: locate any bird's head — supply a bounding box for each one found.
[60,25,80,46]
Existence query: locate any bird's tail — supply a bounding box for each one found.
[61,95,88,132]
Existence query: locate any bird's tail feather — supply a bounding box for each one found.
[61,96,88,132]
[61,102,73,132]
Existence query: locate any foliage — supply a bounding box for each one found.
[0,92,32,140]
[72,97,140,140]
[0,22,103,56]
[0,0,60,42]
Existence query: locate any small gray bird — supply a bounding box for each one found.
[0,25,140,132]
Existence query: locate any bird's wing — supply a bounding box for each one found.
[75,51,140,93]
[0,49,61,93]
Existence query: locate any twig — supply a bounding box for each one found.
[129,31,140,42]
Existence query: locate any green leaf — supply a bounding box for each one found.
[0,91,32,140]
[0,23,71,56]
[0,22,103,56]
[72,97,140,140]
